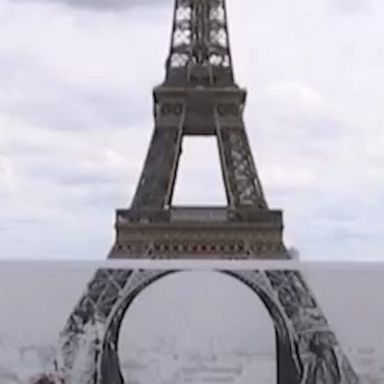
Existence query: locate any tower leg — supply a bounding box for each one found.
[131,126,182,210]
[217,126,267,208]
[276,334,301,384]
[100,343,124,384]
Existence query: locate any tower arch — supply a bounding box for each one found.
[97,269,301,384]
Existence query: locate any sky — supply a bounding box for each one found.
[0,0,384,260]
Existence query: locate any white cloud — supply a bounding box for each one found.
[12,0,167,11]
[330,0,372,13]
[266,82,326,113]
[263,165,316,189]
[0,155,17,197]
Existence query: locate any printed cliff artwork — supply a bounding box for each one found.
[1,262,383,384]
[57,267,359,384]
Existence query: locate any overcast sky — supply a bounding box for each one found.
[0,0,384,260]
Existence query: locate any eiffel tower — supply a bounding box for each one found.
[109,0,285,260]
[57,1,360,383]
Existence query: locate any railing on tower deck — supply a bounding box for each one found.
[115,207,283,226]
[171,206,227,221]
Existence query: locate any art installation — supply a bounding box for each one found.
[56,1,362,382]
[58,267,359,384]
[1,1,366,383]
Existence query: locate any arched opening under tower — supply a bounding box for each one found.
[118,271,276,384]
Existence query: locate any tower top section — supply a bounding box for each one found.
[165,0,234,87]
[109,0,288,259]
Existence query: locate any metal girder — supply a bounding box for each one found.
[129,0,268,213]
[166,0,233,85]
[217,126,267,208]
[131,126,183,210]
[130,121,268,213]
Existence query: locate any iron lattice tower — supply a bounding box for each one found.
[57,2,360,384]
[110,0,285,259]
